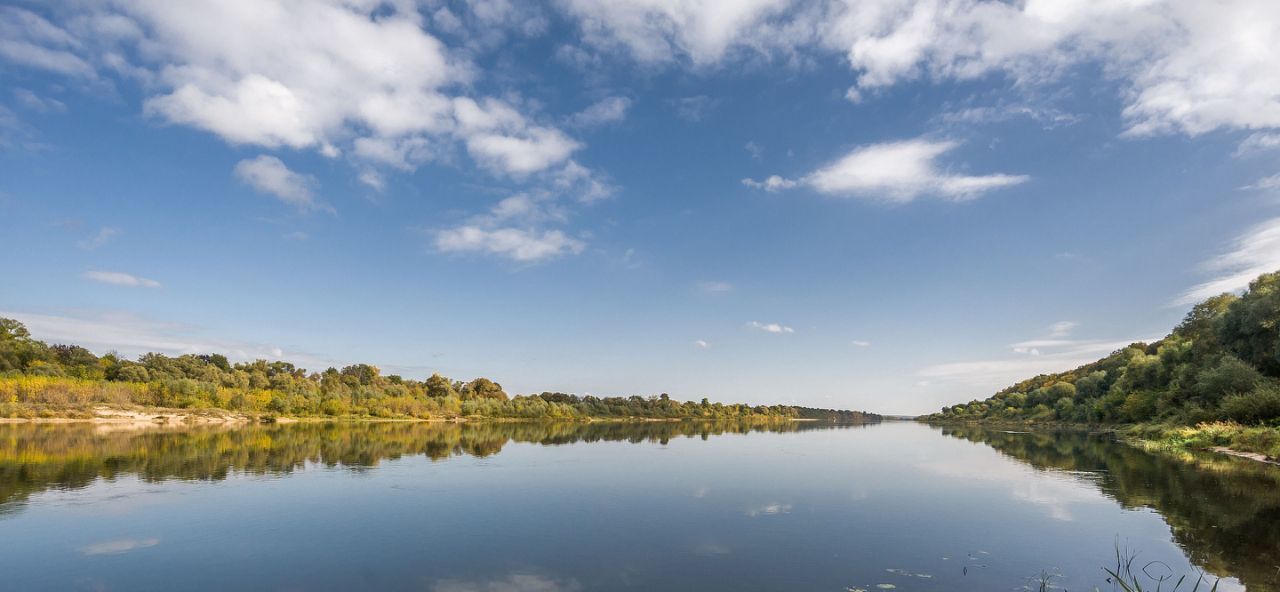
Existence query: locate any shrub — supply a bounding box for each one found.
[1221,383,1280,424]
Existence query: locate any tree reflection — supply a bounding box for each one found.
[938,425,1280,592]
[0,419,869,514]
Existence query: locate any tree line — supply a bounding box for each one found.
[929,269,1280,426]
[0,318,875,422]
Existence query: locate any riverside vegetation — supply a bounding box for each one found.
[0,318,872,422]
[928,269,1280,460]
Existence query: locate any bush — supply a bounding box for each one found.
[1221,384,1280,424]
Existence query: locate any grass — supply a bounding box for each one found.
[1102,544,1219,592]
[1126,421,1280,460]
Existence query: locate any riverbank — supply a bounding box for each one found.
[1124,421,1280,463]
[0,403,851,426]
[923,418,1280,466]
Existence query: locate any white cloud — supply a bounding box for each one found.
[77,226,121,250]
[921,338,1153,391]
[233,155,329,213]
[851,340,871,347]
[1176,217,1280,305]
[668,95,719,121]
[744,141,763,160]
[697,281,733,293]
[357,169,385,191]
[283,231,308,241]
[83,270,160,288]
[569,96,631,127]
[1048,321,1078,338]
[1242,173,1280,191]
[556,0,1280,139]
[1236,132,1280,156]
[3,1,587,184]
[745,502,792,517]
[694,339,711,349]
[435,226,585,262]
[13,88,66,113]
[741,175,798,192]
[748,321,794,334]
[0,7,94,78]
[783,138,1026,202]
[558,0,792,66]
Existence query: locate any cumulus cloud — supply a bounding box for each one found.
[234,155,329,213]
[569,96,631,127]
[435,226,585,262]
[749,138,1026,202]
[3,1,586,184]
[748,321,794,334]
[83,270,160,288]
[556,0,1280,139]
[1176,217,1280,305]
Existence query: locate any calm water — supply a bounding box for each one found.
[1,420,1278,592]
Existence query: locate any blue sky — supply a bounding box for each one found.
[2,0,1279,414]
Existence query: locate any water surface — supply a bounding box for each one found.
[1,420,1277,591]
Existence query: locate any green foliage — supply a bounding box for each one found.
[1221,384,1280,424]
[0,318,877,422]
[929,269,1280,426]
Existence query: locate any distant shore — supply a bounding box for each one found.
[0,404,857,426]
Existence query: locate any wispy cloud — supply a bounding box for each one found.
[693,339,711,349]
[920,338,1153,391]
[1176,217,1280,305]
[435,226,584,262]
[668,95,718,122]
[748,321,794,334]
[234,155,331,213]
[851,340,871,347]
[77,226,121,250]
[740,175,796,192]
[569,96,630,128]
[83,270,160,288]
[745,139,1027,203]
[1048,321,1078,338]
[1242,173,1280,191]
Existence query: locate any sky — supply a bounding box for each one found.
[2,0,1280,415]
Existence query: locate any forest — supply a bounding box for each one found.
[0,318,873,422]
[929,269,1280,428]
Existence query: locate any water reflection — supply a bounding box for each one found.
[939,425,1280,592]
[0,419,864,513]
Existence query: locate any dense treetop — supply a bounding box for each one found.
[0,319,874,422]
[930,270,1280,426]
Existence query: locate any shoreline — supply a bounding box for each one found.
[922,418,1280,468]
[0,405,835,426]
